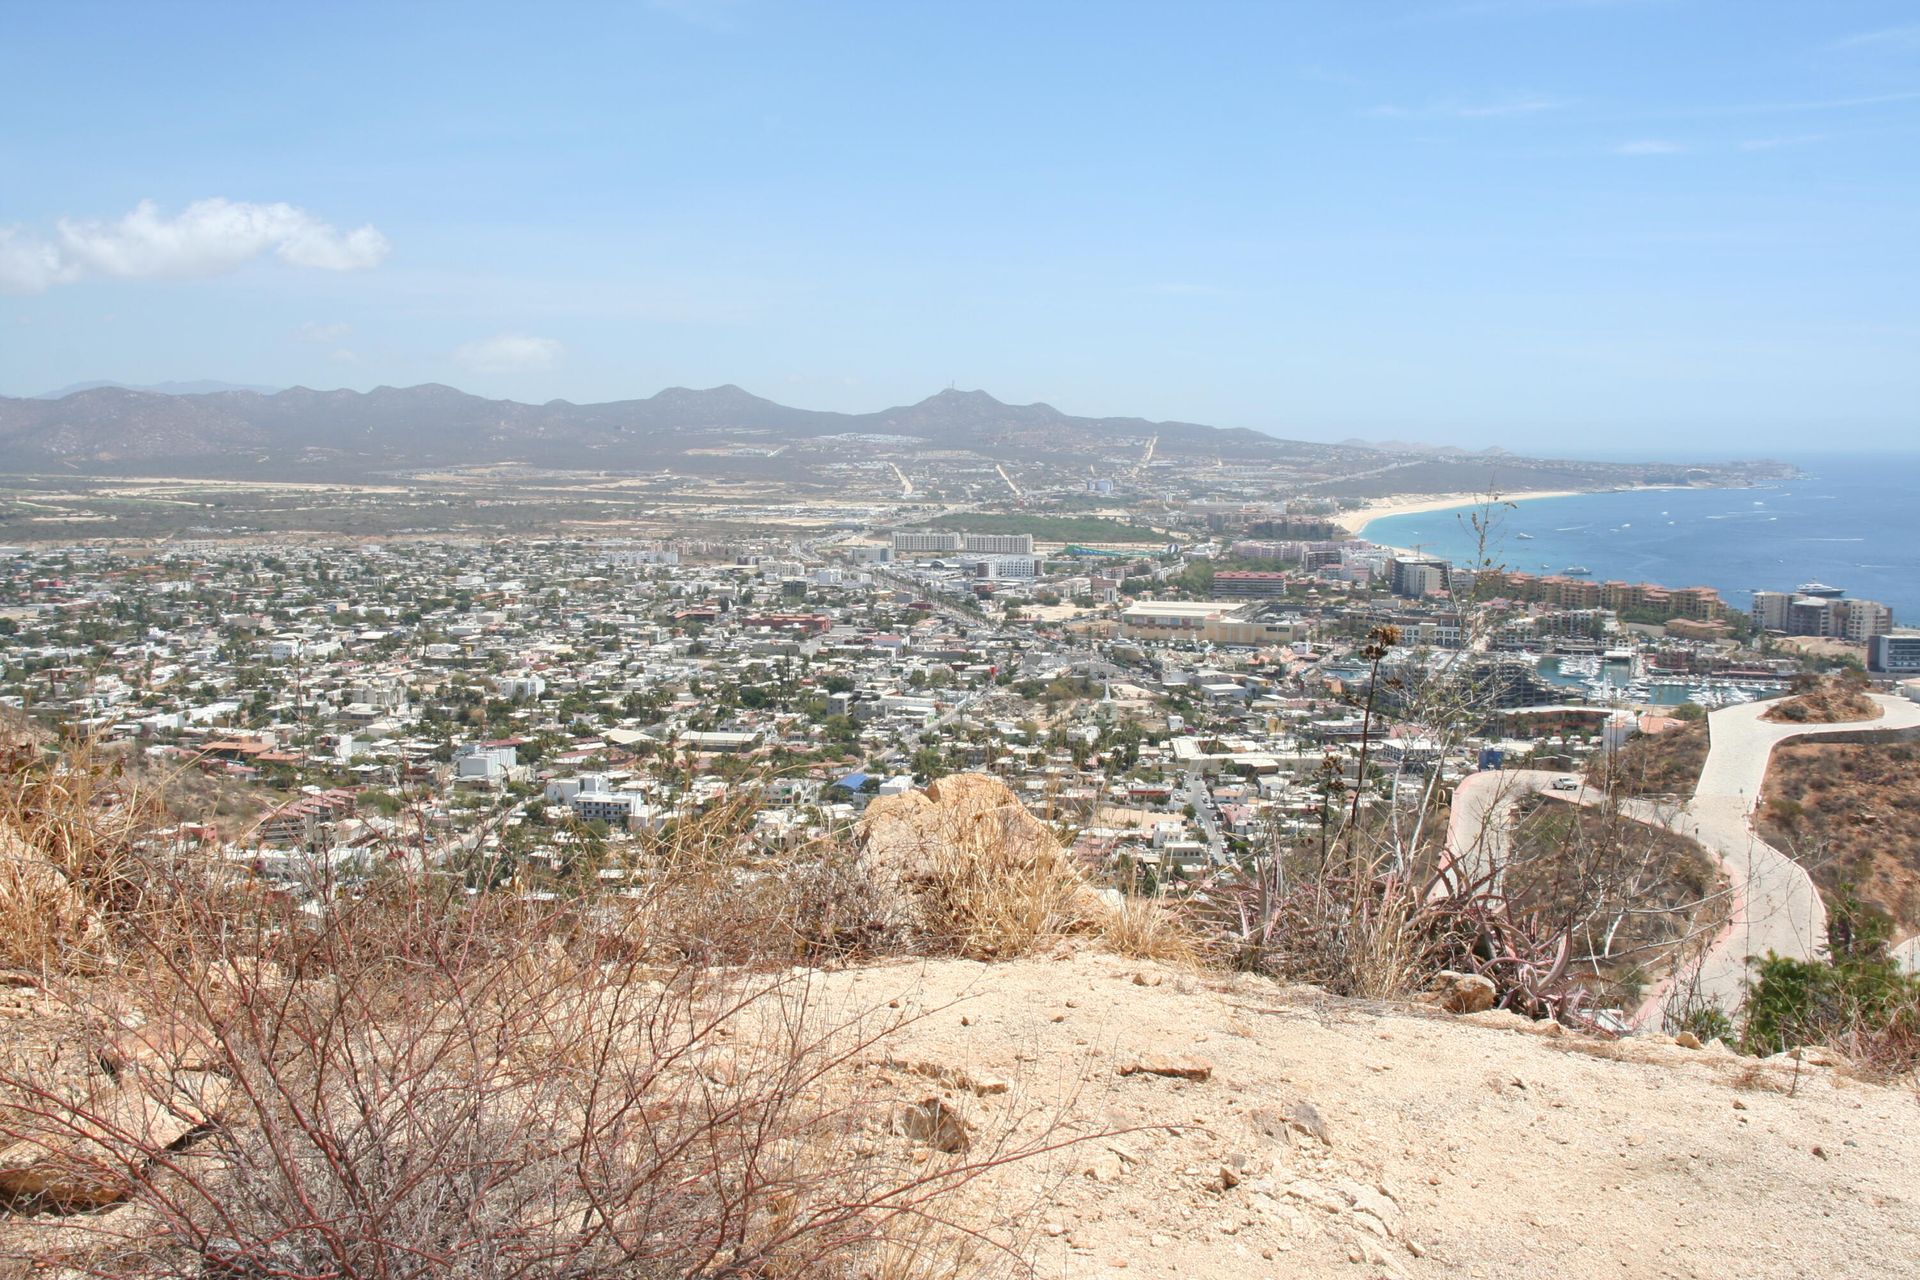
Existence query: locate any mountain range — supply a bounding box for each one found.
[31,379,284,400]
[0,382,1767,492]
[0,383,1363,476]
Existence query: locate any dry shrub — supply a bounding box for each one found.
[856,775,1102,960]
[0,736,164,976]
[1099,894,1202,968]
[1,876,1057,1278]
[1203,863,1433,1003]
[1762,680,1880,725]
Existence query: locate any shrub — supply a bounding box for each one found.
[1,874,1052,1277]
[1740,893,1920,1076]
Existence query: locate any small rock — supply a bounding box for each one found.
[1433,970,1497,1014]
[1673,1031,1703,1050]
[889,1097,971,1153]
[1131,971,1165,987]
[1287,1101,1332,1146]
[1117,1053,1212,1082]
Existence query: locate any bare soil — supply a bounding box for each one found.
[822,952,1920,1279]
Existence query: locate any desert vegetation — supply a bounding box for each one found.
[1759,740,1920,931]
[1761,673,1881,725]
[1501,795,1727,1006]
[0,736,1137,1275]
[1587,720,1708,800]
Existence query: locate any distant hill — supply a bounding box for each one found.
[32,379,283,399]
[0,383,1366,475]
[0,382,1782,491]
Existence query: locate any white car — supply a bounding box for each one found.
[1549,777,1581,792]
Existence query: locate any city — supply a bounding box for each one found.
[3,485,1907,952]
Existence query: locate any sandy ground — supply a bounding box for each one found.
[823,950,1920,1280]
[6,949,1916,1277]
[1337,490,1582,539]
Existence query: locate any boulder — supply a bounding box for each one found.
[853,774,1101,952]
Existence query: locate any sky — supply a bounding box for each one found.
[2,0,1918,453]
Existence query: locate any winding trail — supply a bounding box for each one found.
[1447,693,1920,1028]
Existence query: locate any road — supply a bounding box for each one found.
[1185,770,1226,864]
[1448,693,1920,1026]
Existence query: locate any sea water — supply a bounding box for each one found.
[1360,453,1920,622]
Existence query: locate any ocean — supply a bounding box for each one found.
[1360,453,1920,623]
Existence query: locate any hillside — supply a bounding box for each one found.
[5,950,1910,1279]
[3,759,1911,1278]
[1761,740,1920,930]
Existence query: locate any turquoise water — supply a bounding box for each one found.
[1362,453,1920,623]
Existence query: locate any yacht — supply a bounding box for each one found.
[1515,532,1534,540]
[1563,565,1593,576]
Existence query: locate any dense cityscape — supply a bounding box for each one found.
[4,491,1908,916]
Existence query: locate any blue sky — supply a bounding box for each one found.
[2,0,1917,452]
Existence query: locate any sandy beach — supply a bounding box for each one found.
[1337,489,1585,539]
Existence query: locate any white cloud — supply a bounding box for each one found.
[453,334,563,373]
[1613,139,1686,155]
[0,199,389,294]
[294,320,355,343]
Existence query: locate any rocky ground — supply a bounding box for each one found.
[4,949,1917,1278]
[823,950,1920,1280]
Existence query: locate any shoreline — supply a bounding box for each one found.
[1336,489,1589,540]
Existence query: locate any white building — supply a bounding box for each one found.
[454,743,517,782]
[493,673,547,700]
[961,532,1035,556]
[893,531,962,553]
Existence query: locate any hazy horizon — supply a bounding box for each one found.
[4,1,1917,452]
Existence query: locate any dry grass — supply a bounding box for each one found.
[0,736,165,976]
[1098,894,1203,968]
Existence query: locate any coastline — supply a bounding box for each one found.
[1337,489,1586,540]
